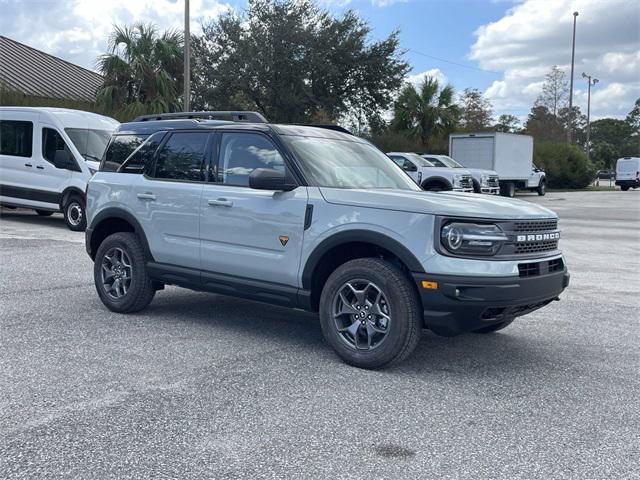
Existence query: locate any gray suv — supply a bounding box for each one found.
[86,112,569,369]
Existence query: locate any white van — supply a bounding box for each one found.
[615,157,640,191]
[0,107,119,230]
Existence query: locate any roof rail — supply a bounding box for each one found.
[132,111,268,123]
[300,124,354,135]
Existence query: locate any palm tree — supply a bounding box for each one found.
[96,23,183,119]
[391,77,460,149]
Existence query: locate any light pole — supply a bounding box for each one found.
[582,72,599,160]
[568,11,579,143]
[183,0,191,112]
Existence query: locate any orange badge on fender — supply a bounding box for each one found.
[279,235,289,246]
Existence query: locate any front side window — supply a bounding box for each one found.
[0,120,33,157]
[284,137,421,190]
[102,134,149,172]
[217,133,285,186]
[42,128,77,170]
[65,128,113,163]
[153,132,209,181]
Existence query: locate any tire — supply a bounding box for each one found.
[500,182,515,198]
[621,186,629,191]
[472,179,482,194]
[472,318,515,334]
[422,182,447,192]
[63,194,86,231]
[35,210,54,216]
[94,232,156,313]
[537,180,546,196]
[319,258,421,369]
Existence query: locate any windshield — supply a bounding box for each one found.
[405,153,434,167]
[65,128,112,162]
[426,155,463,168]
[283,136,421,190]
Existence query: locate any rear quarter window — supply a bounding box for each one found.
[101,134,148,172]
[0,120,33,157]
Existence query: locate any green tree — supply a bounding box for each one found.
[390,77,460,149]
[494,114,520,133]
[591,141,619,170]
[535,65,568,116]
[525,105,565,143]
[458,88,493,132]
[191,0,408,124]
[533,141,595,189]
[626,97,640,132]
[590,118,634,155]
[96,23,183,120]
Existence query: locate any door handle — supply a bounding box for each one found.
[36,165,44,170]
[25,163,33,168]
[208,198,233,207]
[136,192,156,201]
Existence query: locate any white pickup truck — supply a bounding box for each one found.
[387,152,474,192]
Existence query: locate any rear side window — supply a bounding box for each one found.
[0,120,33,157]
[153,132,209,181]
[101,134,148,172]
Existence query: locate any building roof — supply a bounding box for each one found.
[0,35,103,103]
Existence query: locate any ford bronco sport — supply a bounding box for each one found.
[86,111,569,369]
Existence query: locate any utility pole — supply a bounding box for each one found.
[582,72,599,160]
[183,0,191,112]
[567,11,578,143]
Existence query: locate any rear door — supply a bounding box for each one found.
[199,131,308,287]
[131,130,211,269]
[616,159,638,181]
[450,136,494,171]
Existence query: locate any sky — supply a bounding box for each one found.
[1,0,638,122]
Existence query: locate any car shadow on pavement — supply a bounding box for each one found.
[141,288,553,378]
[0,209,67,230]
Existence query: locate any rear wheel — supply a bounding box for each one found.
[621,186,630,191]
[319,258,421,369]
[35,210,54,216]
[63,194,86,231]
[500,182,515,197]
[472,318,515,334]
[94,232,156,313]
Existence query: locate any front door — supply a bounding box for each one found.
[200,131,308,287]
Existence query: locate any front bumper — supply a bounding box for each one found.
[480,186,500,194]
[413,268,570,336]
[452,187,474,193]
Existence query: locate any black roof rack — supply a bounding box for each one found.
[300,124,354,135]
[132,111,268,123]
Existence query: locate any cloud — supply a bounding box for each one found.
[470,0,640,119]
[0,0,230,72]
[406,68,449,89]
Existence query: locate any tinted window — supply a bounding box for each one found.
[218,133,285,186]
[42,128,77,169]
[154,132,209,181]
[120,132,164,174]
[65,128,112,163]
[0,120,33,157]
[102,134,148,172]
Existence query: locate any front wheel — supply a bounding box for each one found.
[94,232,156,313]
[500,182,515,197]
[63,195,86,231]
[537,180,546,196]
[319,258,422,369]
[621,186,630,191]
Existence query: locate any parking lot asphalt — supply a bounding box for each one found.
[1,191,639,480]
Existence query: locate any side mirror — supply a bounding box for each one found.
[249,168,297,191]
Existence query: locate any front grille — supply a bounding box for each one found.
[513,219,558,233]
[518,258,564,277]
[515,239,559,254]
[487,176,499,187]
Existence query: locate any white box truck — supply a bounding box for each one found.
[449,132,546,197]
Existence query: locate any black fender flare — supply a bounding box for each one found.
[60,187,85,210]
[301,229,425,289]
[421,176,453,190]
[87,207,153,260]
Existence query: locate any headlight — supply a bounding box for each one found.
[452,174,462,187]
[441,222,508,256]
[480,175,489,187]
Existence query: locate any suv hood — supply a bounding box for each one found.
[319,188,557,220]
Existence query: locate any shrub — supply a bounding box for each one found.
[533,141,595,189]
